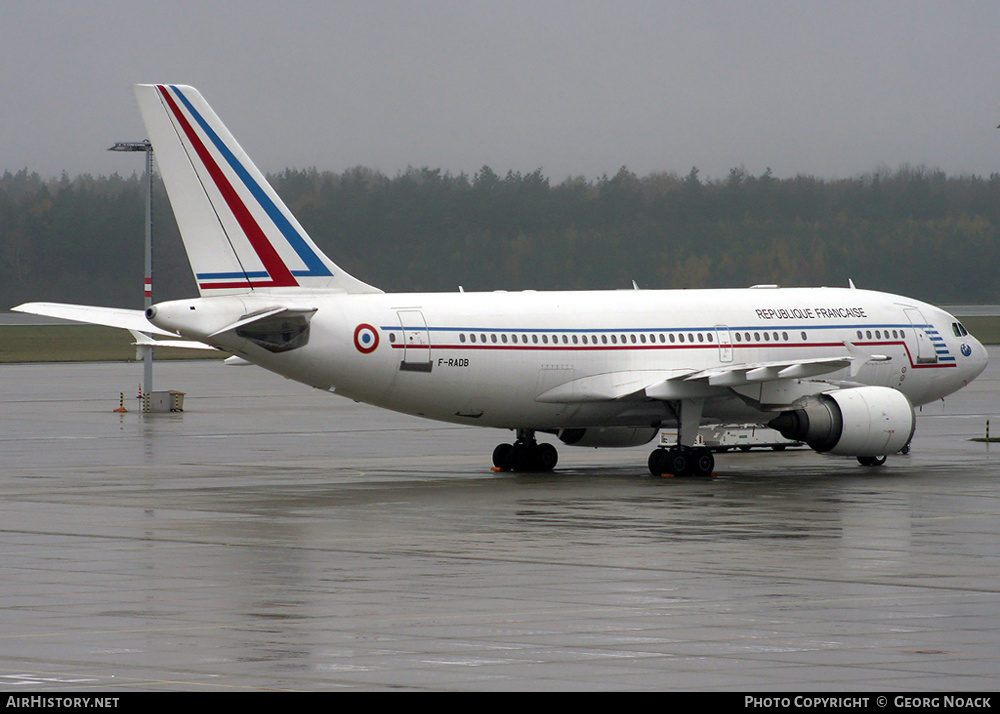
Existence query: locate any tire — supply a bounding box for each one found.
[693,449,715,476]
[857,455,887,467]
[648,449,666,476]
[669,450,690,477]
[492,443,513,470]
[537,443,558,472]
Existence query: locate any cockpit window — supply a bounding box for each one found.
[952,322,969,337]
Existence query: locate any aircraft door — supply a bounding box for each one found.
[397,309,432,372]
[903,308,938,364]
[715,325,733,363]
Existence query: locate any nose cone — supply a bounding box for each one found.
[965,335,989,382]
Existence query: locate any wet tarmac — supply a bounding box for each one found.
[1,351,999,691]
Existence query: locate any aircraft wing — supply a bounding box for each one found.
[536,343,887,404]
[12,302,177,337]
[672,342,889,388]
[535,369,697,403]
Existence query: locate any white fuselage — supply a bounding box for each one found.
[149,285,988,434]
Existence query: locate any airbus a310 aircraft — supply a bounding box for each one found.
[15,85,989,477]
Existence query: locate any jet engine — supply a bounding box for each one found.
[558,427,659,448]
[768,386,915,457]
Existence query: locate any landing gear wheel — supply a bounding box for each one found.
[857,455,887,467]
[492,443,513,470]
[536,442,558,471]
[692,448,715,477]
[510,442,534,472]
[648,446,714,477]
[669,449,691,477]
[648,448,667,476]
[492,431,558,473]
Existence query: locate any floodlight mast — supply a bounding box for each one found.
[108,140,154,397]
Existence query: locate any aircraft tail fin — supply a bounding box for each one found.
[134,84,381,296]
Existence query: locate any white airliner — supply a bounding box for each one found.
[14,84,989,477]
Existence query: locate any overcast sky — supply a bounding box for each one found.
[2,0,998,183]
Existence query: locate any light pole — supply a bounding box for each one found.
[108,140,154,398]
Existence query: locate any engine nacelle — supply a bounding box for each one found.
[558,427,659,448]
[768,386,915,457]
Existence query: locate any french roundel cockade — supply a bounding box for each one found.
[354,324,379,354]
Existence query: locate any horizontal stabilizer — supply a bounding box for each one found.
[129,330,219,351]
[13,302,176,337]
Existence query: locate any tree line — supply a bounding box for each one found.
[2,163,999,310]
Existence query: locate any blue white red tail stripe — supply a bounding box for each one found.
[163,86,333,282]
[132,84,381,295]
[156,84,339,291]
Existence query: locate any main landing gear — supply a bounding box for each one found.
[647,398,714,477]
[647,445,715,478]
[492,429,558,473]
